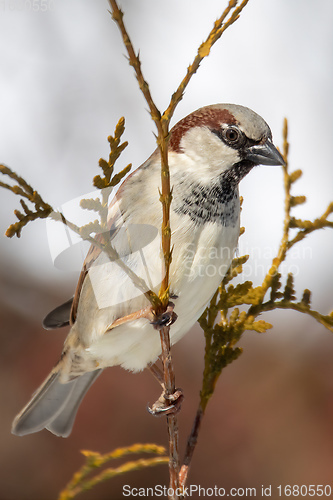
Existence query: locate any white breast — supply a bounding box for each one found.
[69,156,241,373]
[73,208,240,372]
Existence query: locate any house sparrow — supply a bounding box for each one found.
[12,103,284,437]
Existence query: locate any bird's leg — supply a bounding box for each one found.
[148,362,165,388]
[105,306,155,332]
[105,302,178,332]
[106,303,182,414]
[147,362,184,416]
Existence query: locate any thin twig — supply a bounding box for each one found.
[180,117,287,484]
[108,2,178,493]
[159,325,180,497]
[108,1,162,128]
[163,0,250,122]
[256,300,333,333]
[179,405,204,488]
[108,0,171,306]
[49,211,159,307]
[108,1,252,495]
[259,118,290,298]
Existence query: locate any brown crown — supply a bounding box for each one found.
[169,107,237,153]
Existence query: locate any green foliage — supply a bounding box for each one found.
[1,2,332,498]
[270,272,283,302]
[93,118,131,191]
[58,444,168,500]
[79,116,131,235]
[0,117,131,243]
[0,165,53,238]
[197,118,333,417]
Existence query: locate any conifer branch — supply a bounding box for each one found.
[108,3,252,494]
[0,164,53,238]
[58,444,168,500]
[181,117,333,485]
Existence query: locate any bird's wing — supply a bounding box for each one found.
[42,208,122,330]
[43,298,74,329]
[41,185,125,329]
[42,154,158,329]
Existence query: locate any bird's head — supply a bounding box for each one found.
[168,103,284,184]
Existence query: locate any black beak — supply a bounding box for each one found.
[245,139,285,166]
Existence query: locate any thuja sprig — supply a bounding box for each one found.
[0,119,126,271]
[109,0,250,308]
[0,165,53,238]
[58,444,168,500]
[179,118,333,485]
[108,3,251,493]
[0,118,131,242]
[79,116,131,235]
[0,120,159,307]
[76,119,160,306]
[80,116,132,234]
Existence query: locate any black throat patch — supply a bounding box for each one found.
[173,160,254,226]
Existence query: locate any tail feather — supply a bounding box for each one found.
[46,370,102,437]
[12,368,102,437]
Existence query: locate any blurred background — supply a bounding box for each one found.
[0,0,333,498]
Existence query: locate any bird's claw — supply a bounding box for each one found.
[150,302,178,330]
[147,388,184,416]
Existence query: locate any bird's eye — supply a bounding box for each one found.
[224,126,241,143]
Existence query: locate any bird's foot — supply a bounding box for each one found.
[148,388,184,416]
[150,302,178,330]
[105,303,177,333]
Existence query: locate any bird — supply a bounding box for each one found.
[12,103,284,437]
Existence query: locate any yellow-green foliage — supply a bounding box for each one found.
[197,118,333,414]
[1,82,332,500]
[58,444,168,500]
[0,165,53,238]
[1,2,332,497]
[0,117,131,242]
[79,116,131,235]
